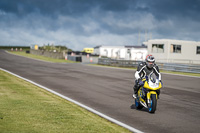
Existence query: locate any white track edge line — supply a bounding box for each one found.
[0,68,143,133]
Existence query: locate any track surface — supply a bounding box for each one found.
[0,50,200,133]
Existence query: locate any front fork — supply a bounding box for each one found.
[147,91,157,105]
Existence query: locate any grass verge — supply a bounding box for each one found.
[8,51,76,63]
[159,70,200,77]
[0,70,130,133]
[90,64,200,77]
[90,64,137,70]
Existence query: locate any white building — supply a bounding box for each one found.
[143,39,200,64]
[93,46,124,58]
[93,45,148,61]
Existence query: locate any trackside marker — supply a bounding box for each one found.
[0,68,143,133]
[90,57,93,62]
[65,55,68,60]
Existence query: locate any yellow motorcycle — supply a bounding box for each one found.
[135,74,162,113]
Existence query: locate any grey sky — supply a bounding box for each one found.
[0,0,200,50]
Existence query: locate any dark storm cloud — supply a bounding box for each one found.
[0,0,199,50]
[0,0,134,17]
[147,0,200,20]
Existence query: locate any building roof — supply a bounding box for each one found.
[125,45,147,48]
[94,45,147,49]
[94,45,102,49]
[145,39,200,44]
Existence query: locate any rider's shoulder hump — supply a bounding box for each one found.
[139,62,146,66]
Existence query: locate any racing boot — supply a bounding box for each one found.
[132,86,138,99]
[157,90,160,99]
[132,93,137,99]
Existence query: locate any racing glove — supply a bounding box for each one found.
[138,79,144,86]
[160,80,163,86]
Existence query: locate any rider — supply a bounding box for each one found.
[132,54,162,99]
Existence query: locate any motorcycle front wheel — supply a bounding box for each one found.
[148,94,157,113]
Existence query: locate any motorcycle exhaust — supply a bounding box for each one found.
[140,101,148,108]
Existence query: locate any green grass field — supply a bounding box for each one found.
[0,70,130,133]
[8,51,76,63]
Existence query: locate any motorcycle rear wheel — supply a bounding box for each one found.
[148,94,157,113]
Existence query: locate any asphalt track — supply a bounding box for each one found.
[0,50,200,133]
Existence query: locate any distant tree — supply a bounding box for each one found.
[39,45,72,52]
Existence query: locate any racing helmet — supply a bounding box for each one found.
[146,55,155,69]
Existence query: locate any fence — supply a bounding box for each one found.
[98,58,200,74]
[156,59,200,65]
